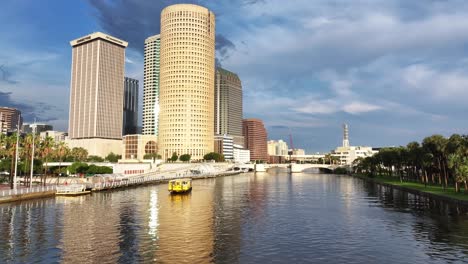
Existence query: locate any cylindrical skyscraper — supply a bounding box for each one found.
[159,4,216,160]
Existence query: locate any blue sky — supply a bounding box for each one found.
[1,0,467,153]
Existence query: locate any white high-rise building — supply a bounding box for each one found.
[267,140,289,156]
[143,34,161,136]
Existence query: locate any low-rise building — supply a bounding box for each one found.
[214,134,234,160]
[122,134,158,161]
[233,145,250,163]
[332,146,377,165]
[66,138,123,158]
[40,130,68,142]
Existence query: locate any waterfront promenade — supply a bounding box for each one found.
[0,162,238,204]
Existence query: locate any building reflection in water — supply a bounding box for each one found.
[155,179,214,263]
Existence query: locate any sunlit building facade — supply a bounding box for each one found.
[158,4,216,160]
[243,119,268,162]
[143,34,161,136]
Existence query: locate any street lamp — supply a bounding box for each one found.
[13,115,20,193]
[29,123,36,190]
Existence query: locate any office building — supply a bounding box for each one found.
[0,107,22,133]
[214,134,234,160]
[158,4,216,160]
[22,123,53,134]
[243,119,268,161]
[67,32,128,156]
[123,77,139,135]
[142,34,161,136]
[215,68,243,146]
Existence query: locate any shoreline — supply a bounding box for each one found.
[351,174,468,207]
[0,170,242,204]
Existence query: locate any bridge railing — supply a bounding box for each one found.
[0,185,57,198]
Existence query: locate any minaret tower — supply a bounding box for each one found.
[343,123,350,147]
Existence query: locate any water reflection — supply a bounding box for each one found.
[0,173,467,263]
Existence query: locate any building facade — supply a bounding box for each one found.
[267,140,289,156]
[242,119,268,161]
[123,77,139,135]
[158,4,216,160]
[122,134,158,160]
[22,123,53,134]
[214,134,234,160]
[142,34,161,136]
[233,146,250,163]
[68,32,128,140]
[0,107,22,134]
[40,130,68,142]
[215,68,243,146]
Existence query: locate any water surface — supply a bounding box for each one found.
[1,170,467,263]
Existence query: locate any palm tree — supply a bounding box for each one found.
[39,136,54,186]
[54,141,69,182]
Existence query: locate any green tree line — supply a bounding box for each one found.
[354,134,468,192]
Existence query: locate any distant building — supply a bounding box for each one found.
[123,77,139,135]
[122,134,158,161]
[243,119,268,162]
[142,34,161,136]
[22,123,53,134]
[331,123,377,165]
[40,130,68,142]
[158,4,216,160]
[215,68,244,146]
[214,134,234,161]
[267,140,289,156]
[67,32,127,156]
[233,144,250,163]
[0,107,22,134]
[291,149,305,156]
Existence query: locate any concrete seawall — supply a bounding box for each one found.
[0,191,56,204]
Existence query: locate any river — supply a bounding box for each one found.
[1,170,468,263]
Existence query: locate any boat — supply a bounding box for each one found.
[56,184,91,196]
[168,178,192,193]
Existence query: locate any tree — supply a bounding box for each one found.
[170,152,179,162]
[67,162,89,175]
[70,147,88,162]
[38,136,54,186]
[54,141,70,178]
[179,154,191,162]
[143,153,161,160]
[105,152,121,163]
[87,155,104,162]
[203,152,224,162]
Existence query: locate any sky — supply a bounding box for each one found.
[1,0,467,153]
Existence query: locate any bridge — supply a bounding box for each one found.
[235,163,345,173]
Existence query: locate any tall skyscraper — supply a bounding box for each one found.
[0,107,22,133]
[123,77,139,135]
[67,32,127,157]
[143,34,161,136]
[243,119,268,161]
[159,4,216,160]
[215,68,244,146]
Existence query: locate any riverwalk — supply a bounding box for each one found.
[0,169,240,204]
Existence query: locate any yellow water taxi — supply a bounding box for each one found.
[168,178,192,193]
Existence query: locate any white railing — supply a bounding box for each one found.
[0,185,57,198]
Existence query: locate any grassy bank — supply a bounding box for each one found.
[354,174,468,202]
